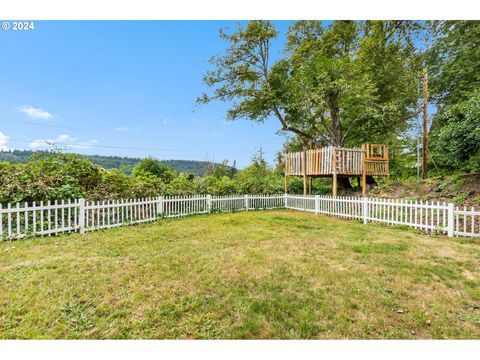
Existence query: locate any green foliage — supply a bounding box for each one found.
[196,176,237,195]
[234,152,283,194]
[0,154,100,203]
[452,193,468,204]
[426,21,480,175]
[164,174,197,196]
[133,157,176,183]
[199,20,423,148]
[430,91,480,172]
[0,149,235,176]
[428,21,480,106]
[0,150,294,204]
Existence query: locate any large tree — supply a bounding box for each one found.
[199,20,424,148]
[427,21,480,171]
[427,21,480,107]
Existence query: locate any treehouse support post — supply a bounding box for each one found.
[303,148,307,196]
[332,147,337,197]
[361,144,367,196]
[284,153,289,194]
[308,143,313,195]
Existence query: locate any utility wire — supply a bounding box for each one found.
[1,119,284,146]
[5,138,260,154]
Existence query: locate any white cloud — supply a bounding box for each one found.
[0,131,10,151]
[29,134,95,150]
[19,105,54,120]
[162,118,172,124]
[115,127,130,132]
[29,139,51,149]
[57,134,77,142]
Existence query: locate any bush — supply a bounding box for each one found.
[132,157,176,183]
[431,91,480,172]
[0,153,100,203]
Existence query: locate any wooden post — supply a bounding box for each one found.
[422,68,428,179]
[308,143,313,195]
[332,147,337,197]
[303,148,307,196]
[361,144,367,196]
[284,153,289,194]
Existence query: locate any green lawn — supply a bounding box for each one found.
[1,210,479,339]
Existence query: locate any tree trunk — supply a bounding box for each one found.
[329,93,343,147]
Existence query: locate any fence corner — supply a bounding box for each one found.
[362,197,368,225]
[207,194,212,213]
[447,202,455,237]
[78,198,86,234]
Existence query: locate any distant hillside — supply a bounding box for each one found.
[0,150,236,176]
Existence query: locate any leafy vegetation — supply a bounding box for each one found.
[199,20,422,148]
[0,149,235,176]
[197,20,480,187]
[1,210,479,339]
[0,151,290,203]
[425,21,480,174]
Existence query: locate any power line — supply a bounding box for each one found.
[5,138,261,154]
[1,119,284,146]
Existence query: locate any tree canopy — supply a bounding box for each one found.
[133,157,176,183]
[199,20,424,148]
[428,21,480,107]
[428,21,480,172]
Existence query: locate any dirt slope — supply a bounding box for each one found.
[369,173,480,208]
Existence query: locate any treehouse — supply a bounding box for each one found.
[284,144,389,196]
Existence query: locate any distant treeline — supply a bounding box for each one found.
[0,150,235,176]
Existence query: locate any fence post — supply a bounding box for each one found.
[245,194,249,211]
[447,202,454,237]
[284,193,288,208]
[156,196,164,217]
[315,195,319,215]
[78,198,85,234]
[207,195,212,213]
[362,197,368,225]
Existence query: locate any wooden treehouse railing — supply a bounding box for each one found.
[284,144,389,195]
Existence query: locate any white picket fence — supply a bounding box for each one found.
[0,194,479,241]
[284,195,479,238]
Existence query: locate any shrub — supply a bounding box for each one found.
[132,157,176,183]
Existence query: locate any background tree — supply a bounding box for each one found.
[430,91,480,172]
[428,21,480,106]
[132,156,176,183]
[428,21,480,172]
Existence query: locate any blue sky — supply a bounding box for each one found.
[0,21,294,168]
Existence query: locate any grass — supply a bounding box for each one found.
[1,210,479,339]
